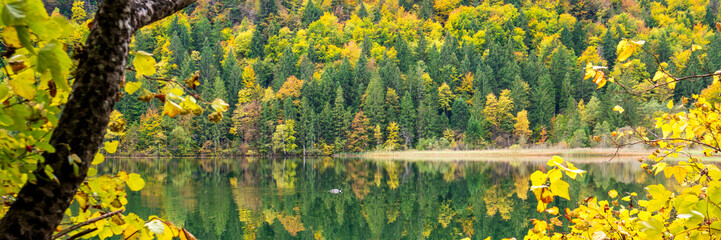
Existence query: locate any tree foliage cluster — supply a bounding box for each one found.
[90,0,721,155]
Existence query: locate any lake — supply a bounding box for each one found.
[99,156,662,239]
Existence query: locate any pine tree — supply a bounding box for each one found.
[298,97,317,152]
[250,26,266,59]
[332,87,350,139]
[385,88,400,124]
[357,0,369,18]
[222,48,243,107]
[450,98,470,131]
[363,72,386,127]
[399,92,416,147]
[465,116,485,145]
[347,111,371,152]
[394,36,413,72]
[513,110,531,143]
[532,73,555,128]
[337,58,358,108]
[601,29,617,69]
[319,102,334,142]
[511,77,530,113]
[386,122,400,150]
[302,0,322,26]
[273,46,297,90]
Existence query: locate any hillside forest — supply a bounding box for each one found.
[49,0,721,155]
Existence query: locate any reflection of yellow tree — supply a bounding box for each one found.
[513,174,529,200]
[278,214,306,236]
[437,201,456,228]
[385,162,399,189]
[272,160,297,189]
[386,201,400,223]
[346,160,370,200]
[483,185,514,220]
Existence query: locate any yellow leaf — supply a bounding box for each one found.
[608,189,618,198]
[691,44,702,51]
[179,228,198,240]
[2,26,21,48]
[667,77,676,90]
[713,70,720,85]
[163,100,182,118]
[133,51,156,78]
[92,152,105,165]
[667,100,673,110]
[546,206,559,215]
[612,105,624,114]
[127,173,145,191]
[125,81,142,95]
[104,141,119,154]
[584,63,594,80]
[616,39,635,62]
[652,71,665,82]
[9,70,37,100]
[530,171,547,187]
[211,98,230,112]
[550,179,570,200]
[546,156,564,167]
[653,162,667,175]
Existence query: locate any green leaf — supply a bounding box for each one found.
[124,82,142,95]
[9,70,36,99]
[2,1,26,26]
[126,173,145,191]
[0,113,14,126]
[35,141,54,153]
[15,25,34,54]
[0,85,9,102]
[104,141,119,154]
[37,41,71,90]
[133,51,156,78]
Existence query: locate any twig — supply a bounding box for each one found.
[52,209,124,239]
[67,228,97,240]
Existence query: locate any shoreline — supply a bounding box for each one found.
[338,148,654,162]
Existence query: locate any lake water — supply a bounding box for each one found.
[99,157,662,239]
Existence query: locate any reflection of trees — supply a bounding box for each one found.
[100,157,661,239]
[483,185,514,220]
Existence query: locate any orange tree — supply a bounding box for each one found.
[0,0,227,239]
[523,34,721,239]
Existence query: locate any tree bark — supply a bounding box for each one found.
[0,0,195,238]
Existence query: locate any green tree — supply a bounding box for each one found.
[532,73,555,128]
[450,98,470,131]
[302,0,322,26]
[363,72,386,127]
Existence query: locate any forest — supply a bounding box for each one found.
[0,0,718,238]
[50,0,721,156]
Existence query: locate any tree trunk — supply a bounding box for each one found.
[0,0,195,238]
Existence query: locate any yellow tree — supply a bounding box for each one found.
[438,82,455,112]
[513,110,531,144]
[373,125,383,148]
[386,122,400,150]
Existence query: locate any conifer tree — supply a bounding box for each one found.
[347,111,372,152]
[450,98,470,131]
[363,72,386,127]
[532,73,555,127]
[302,0,322,26]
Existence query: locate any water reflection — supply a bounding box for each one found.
[98,157,662,239]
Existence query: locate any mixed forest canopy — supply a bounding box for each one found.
[57,0,721,156]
